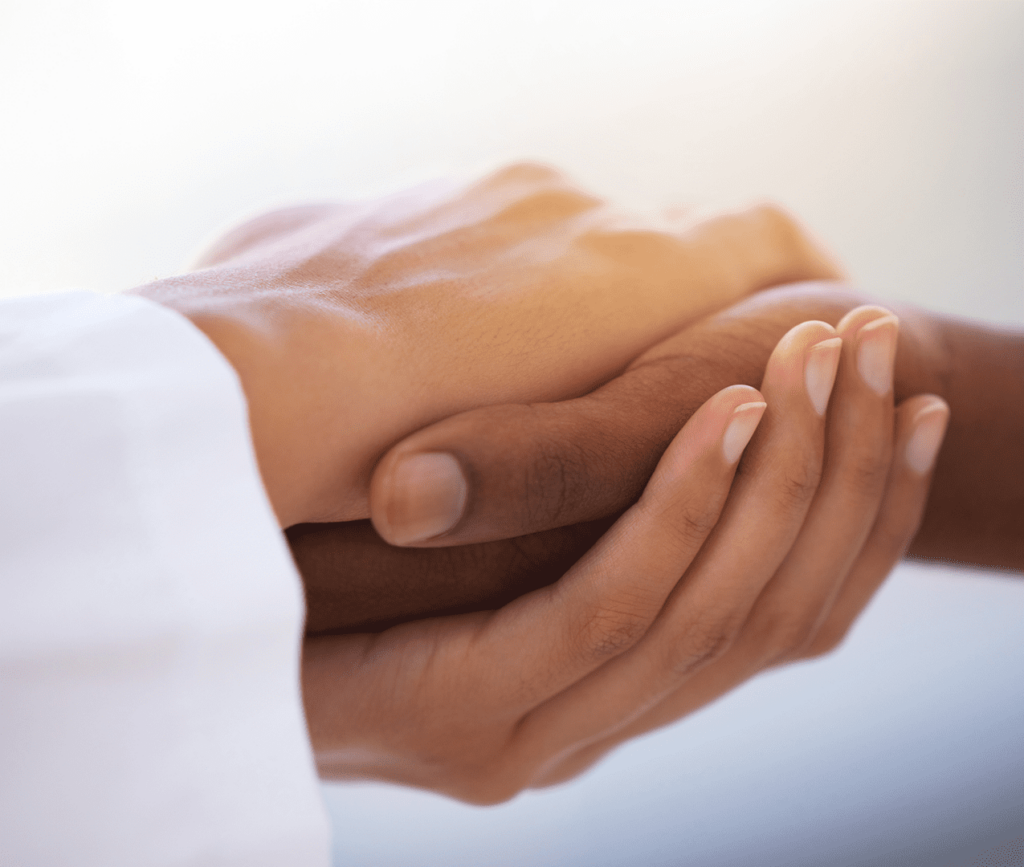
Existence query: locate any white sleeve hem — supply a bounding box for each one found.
[0,291,331,866]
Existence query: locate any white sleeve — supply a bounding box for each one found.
[0,292,331,866]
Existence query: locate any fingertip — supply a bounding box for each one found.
[777,318,838,351]
[370,448,469,546]
[805,336,843,415]
[713,382,765,413]
[836,304,897,336]
[651,384,765,487]
[723,399,767,464]
[765,319,837,380]
[902,396,950,476]
[835,306,901,399]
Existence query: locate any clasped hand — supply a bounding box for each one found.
[138,162,838,527]
[136,165,947,803]
[302,308,946,801]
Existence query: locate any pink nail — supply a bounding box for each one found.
[723,401,767,464]
[382,452,468,545]
[906,401,950,474]
[856,315,899,396]
[805,338,843,416]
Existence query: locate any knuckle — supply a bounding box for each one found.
[751,200,798,233]
[532,746,605,789]
[871,520,918,563]
[669,611,742,674]
[835,447,891,501]
[497,186,601,223]
[434,741,533,806]
[655,499,721,558]
[457,772,527,806]
[774,621,819,663]
[773,461,823,513]
[729,200,842,283]
[523,438,585,529]
[478,163,602,222]
[486,160,565,186]
[743,201,803,252]
[802,623,848,659]
[575,601,652,663]
[748,606,819,665]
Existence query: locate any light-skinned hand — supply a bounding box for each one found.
[133,164,840,527]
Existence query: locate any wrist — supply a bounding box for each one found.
[133,276,304,527]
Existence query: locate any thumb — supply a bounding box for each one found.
[368,280,863,548]
[369,360,755,547]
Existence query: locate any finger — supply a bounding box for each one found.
[530,646,755,789]
[368,364,714,547]
[369,282,862,548]
[291,518,608,635]
[478,384,767,710]
[506,321,843,764]
[727,306,900,666]
[802,394,950,657]
[535,393,948,786]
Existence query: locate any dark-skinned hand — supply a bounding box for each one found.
[293,281,1022,636]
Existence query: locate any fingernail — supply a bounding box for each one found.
[805,337,843,416]
[856,314,899,396]
[723,401,767,463]
[905,401,950,474]
[382,452,468,545]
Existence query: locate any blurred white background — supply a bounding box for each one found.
[2,1,1021,864]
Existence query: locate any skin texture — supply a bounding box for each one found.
[296,282,1022,635]
[132,163,840,528]
[301,318,946,798]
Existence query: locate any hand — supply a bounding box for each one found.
[368,279,1022,570]
[294,284,949,633]
[368,282,942,545]
[536,307,948,785]
[301,318,946,799]
[132,163,840,526]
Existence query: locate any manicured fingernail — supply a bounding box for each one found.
[805,337,843,416]
[906,400,950,474]
[722,401,767,464]
[856,314,899,396]
[382,452,467,545]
